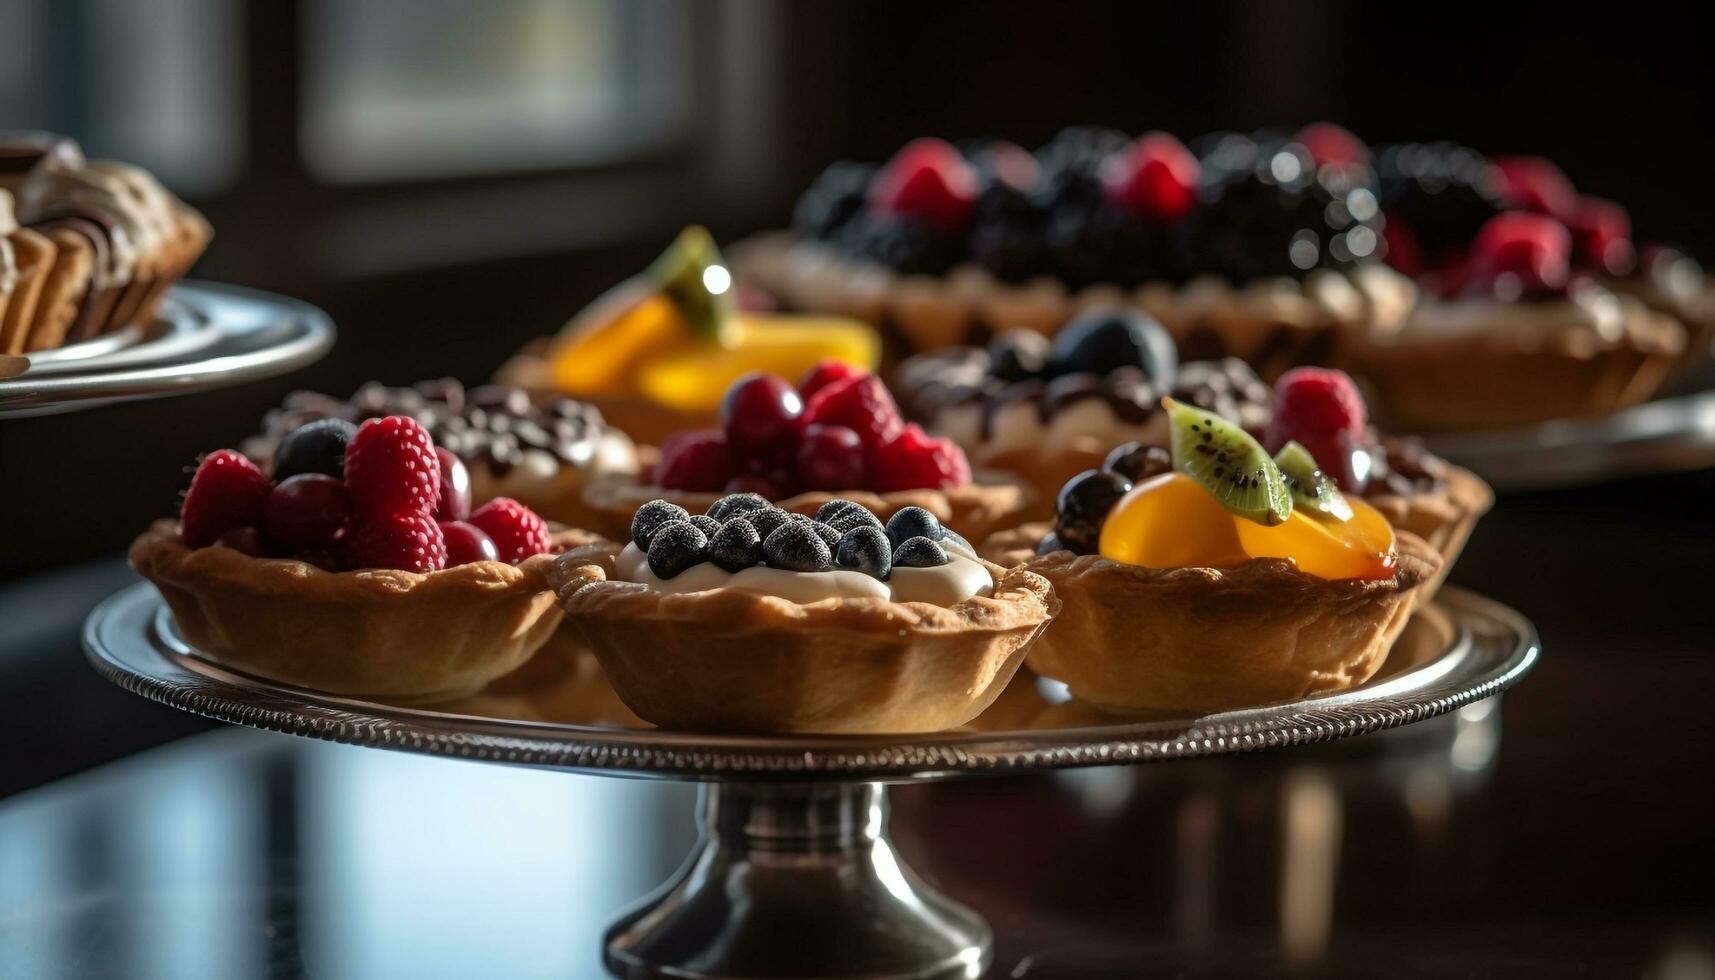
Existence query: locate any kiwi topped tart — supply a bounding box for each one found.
[980,398,1437,714]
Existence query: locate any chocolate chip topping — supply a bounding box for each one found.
[256,379,613,474]
[1370,435,1447,496]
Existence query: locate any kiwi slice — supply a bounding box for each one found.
[645,226,735,343]
[1165,397,1292,526]
[1274,441,1354,522]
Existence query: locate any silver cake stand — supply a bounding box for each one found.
[0,281,334,418]
[84,582,1537,980]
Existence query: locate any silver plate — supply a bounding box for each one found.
[84,582,1539,782]
[0,281,334,418]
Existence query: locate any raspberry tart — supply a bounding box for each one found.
[731,127,1416,378]
[245,378,638,532]
[579,364,1033,543]
[981,398,1437,714]
[550,496,1057,733]
[131,416,563,700]
[496,227,881,445]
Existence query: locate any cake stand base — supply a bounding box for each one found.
[605,782,989,980]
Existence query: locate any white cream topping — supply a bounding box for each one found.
[1400,282,1625,344]
[615,539,992,607]
[977,396,1166,459]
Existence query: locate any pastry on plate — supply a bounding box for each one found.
[496,227,881,445]
[132,415,562,700]
[981,397,1436,714]
[550,495,1057,733]
[245,378,639,531]
[731,125,1415,377]
[579,364,1032,544]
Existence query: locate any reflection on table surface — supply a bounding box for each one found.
[2,690,1709,979]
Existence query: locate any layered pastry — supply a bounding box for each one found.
[245,378,638,530]
[496,227,881,445]
[982,399,1437,714]
[1351,144,1692,428]
[133,415,563,699]
[731,125,1416,377]
[579,364,1032,544]
[549,495,1057,733]
[0,132,211,355]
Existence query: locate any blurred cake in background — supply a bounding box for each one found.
[497,227,881,444]
[0,132,211,355]
[731,125,1416,379]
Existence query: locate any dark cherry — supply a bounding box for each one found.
[261,474,352,553]
[1047,309,1177,383]
[434,447,471,521]
[439,520,500,566]
[1054,469,1133,554]
[795,423,867,490]
[720,373,804,467]
[1102,442,1172,483]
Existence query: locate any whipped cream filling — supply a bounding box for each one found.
[943,396,1169,460]
[467,432,637,499]
[615,539,993,607]
[1401,283,1625,343]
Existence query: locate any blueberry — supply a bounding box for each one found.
[1103,442,1172,483]
[1054,469,1133,554]
[815,499,884,535]
[763,521,833,572]
[646,520,709,579]
[809,521,843,552]
[836,525,893,581]
[747,506,795,541]
[687,514,722,539]
[1047,310,1177,384]
[707,517,764,572]
[892,536,950,568]
[708,492,772,523]
[885,506,943,547]
[631,499,690,549]
[273,418,358,481]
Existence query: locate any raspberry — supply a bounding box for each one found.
[802,374,904,457]
[1467,212,1571,296]
[1294,122,1369,168]
[1494,156,1576,221]
[180,450,272,548]
[870,424,971,492]
[868,138,979,231]
[654,429,733,492]
[468,497,551,563]
[343,512,447,573]
[1567,196,1634,275]
[343,416,442,520]
[1101,131,1199,223]
[796,360,863,402]
[795,423,867,490]
[1267,367,1368,443]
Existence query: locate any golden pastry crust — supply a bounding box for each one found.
[1338,299,1686,430]
[578,471,1034,544]
[1363,464,1490,598]
[549,540,1059,734]
[129,520,563,700]
[981,523,1438,714]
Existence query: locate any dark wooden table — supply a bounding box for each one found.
[1,469,1712,978]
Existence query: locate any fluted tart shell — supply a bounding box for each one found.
[548,540,1059,734]
[129,521,563,700]
[980,524,1439,714]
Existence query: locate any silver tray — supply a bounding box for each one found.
[85,582,1535,979]
[0,281,334,418]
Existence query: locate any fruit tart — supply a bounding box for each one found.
[579,364,1033,543]
[131,415,563,700]
[1351,147,1689,428]
[244,378,638,532]
[894,307,1272,507]
[730,126,1416,377]
[981,399,1437,714]
[550,496,1057,733]
[495,227,881,445]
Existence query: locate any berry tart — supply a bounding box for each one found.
[579,364,1033,543]
[131,416,564,700]
[731,126,1416,377]
[495,227,880,445]
[549,496,1057,733]
[893,307,1273,507]
[1347,146,1690,429]
[981,399,1437,714]
[244,378,639,531]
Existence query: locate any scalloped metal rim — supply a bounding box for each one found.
[84,583,1538,781]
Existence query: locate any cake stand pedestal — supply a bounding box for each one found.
[84,584,1537,980]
